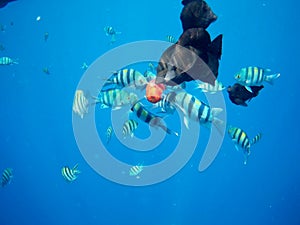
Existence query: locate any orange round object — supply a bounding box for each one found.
[146,79,165,103]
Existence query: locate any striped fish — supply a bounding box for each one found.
[152,93,176,114]
[196,80,226,94]
[168,92,223,129]
[129,164,143,177]
[166,35,177,43]
[122,119,138,138]
[1,168,13,187]
[72,90,89,119]
[0,56,18,65]
[131,101,178,136]
[61,164,80,182]
[235,66,280,86]
[106,126,113,143]
[228,126,262,164]
[104,26,121,43]
[94,89,138,110]
[106,69,148,89]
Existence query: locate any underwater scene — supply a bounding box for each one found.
[0,0,300,224]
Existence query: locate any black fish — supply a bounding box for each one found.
[227,83,264,106]
[0,0,16,8]
[155,28,222,86]
[180,0,217,31]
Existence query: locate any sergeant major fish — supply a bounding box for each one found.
[129,163,143,178]
[106,126,113,144]
[235,66,280,87]
[73,90,89,119]
[0,56,18,65]
[228,126,262,165]
[131,101,178,136]
[1,168,13,187]
[61,164,80,182]
[122,119,138,138]
[196,80,226,94]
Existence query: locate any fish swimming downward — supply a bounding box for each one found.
[61,164,80,182]
[131,101,178,136]
[73,90,89,119]
[122,119,139,138]
[129,164,143,178]
[228,126,262,164]
[104,26,121,44]
[1,168,13,187]
[106,126,114,144]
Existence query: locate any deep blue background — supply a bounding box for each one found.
[0,0,299,224]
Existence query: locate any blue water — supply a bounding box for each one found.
[1,0,300,224]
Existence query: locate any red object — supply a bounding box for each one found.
[146,79,165,103]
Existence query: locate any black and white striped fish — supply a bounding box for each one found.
[94,88,138,110]
[106,126,113,144]
[235,66,280,86]
[122,119,138,138]
[106,69,148,89]
[152,93,176,114]
[104,26,121,43]
[196,80,226,94]
[72,90,89,119]
[131,101,178,136]
[0,56,18,65]
[166,35,177,43]
[61,164,80,182]
[1,168,13,187]
[167,92,223,130]
[228,126,262,164]
[129,164,143,177]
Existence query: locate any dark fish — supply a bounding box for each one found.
[155,28,222,86]
[227,83,264,106]
[0,0,16,8]
[180,0,217,31]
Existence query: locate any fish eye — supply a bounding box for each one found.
[236,74,240,79]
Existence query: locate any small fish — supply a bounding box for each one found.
[122,119,138,138]
[228,126,262,164]
[44,32,49,41]
[81,62,88,70]
[143,70,156,82]
[129,164,143,177]
[227,83,264,106]
[106,126,113,143]
[73,90,89,119]
[152,93,176,114]
[104,26,121,43]
[43,67,50,75]
[196,80,226,93]
[1,168,13,187]
[61,164,80,182]
[166,35,177,43]
[235,66,280,86]
[167,92,223,130]
[105,69,148,89]
[94,88,138,110]
[131,101,178,136]
[0,56,18,65]
[148,63,156,72]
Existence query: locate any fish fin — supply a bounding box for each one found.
[212,117,225,136]
[245,86,253,93]
[209,34,223,60]
[265,73,280,85]
[100,104,109,109]
[110,34,116,44]
[211,108,223,117]
[184,116,189,129]
[234,98,248,106]
[112,106,122,110]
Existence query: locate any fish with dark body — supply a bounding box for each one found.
[180,0,217,31]
[227,83,264,106]
[155,28,222,86]
[0,0,16,8]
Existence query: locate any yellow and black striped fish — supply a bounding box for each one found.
[1,168,13,187]
[122,119,138,138]
[106,69,148,89]
[228,126,262,164]
[73,90,89,119]
[131,101,178,136]
[61,164,80,182]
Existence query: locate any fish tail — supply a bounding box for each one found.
[251,133,262,145]
[156,122,178,136]
[265,73,280,85]
[110,34,116,44]
[212,117,225,136]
